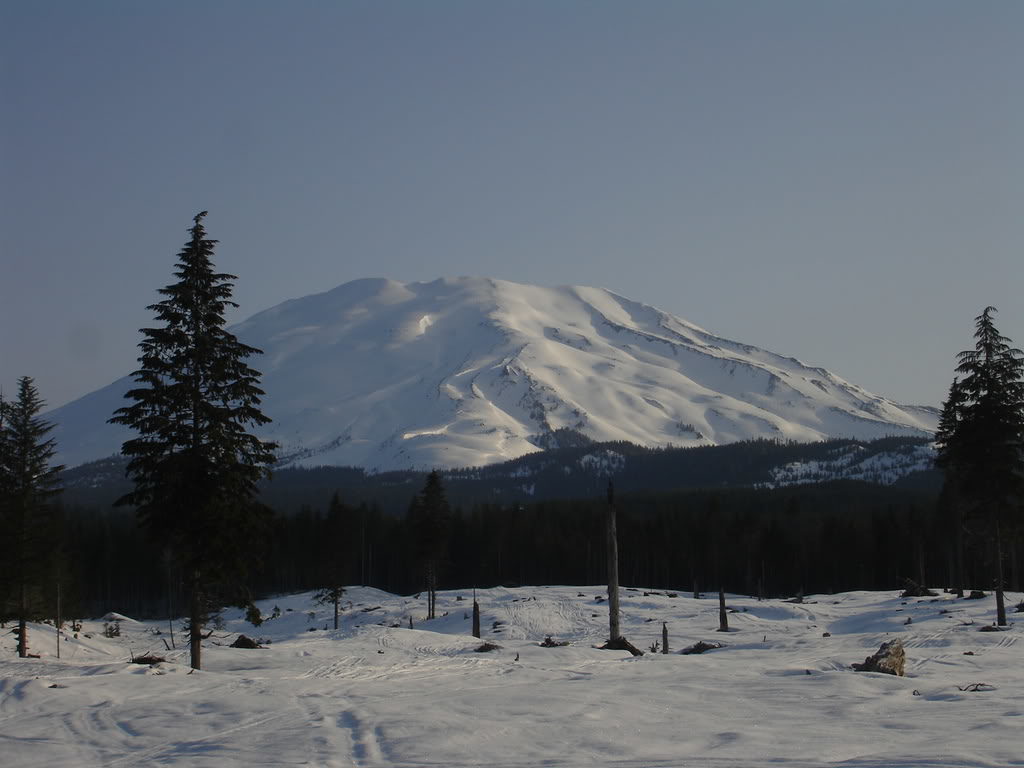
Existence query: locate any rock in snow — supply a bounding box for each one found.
[48,277,937,471]
[852,638,906,676]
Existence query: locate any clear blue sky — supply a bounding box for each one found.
[2,0,1022,410]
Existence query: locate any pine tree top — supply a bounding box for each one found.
[2,376,63,501]
[939,305,1024,506]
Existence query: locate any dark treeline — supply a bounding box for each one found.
[50,477,1021,621]
[61,435,940,516]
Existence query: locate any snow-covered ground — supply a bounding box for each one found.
[2,585,1020,767]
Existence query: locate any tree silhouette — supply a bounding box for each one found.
[111,212,276,668]
[0,377,63,657]
[936,307,1024,625]
[409,471,450,619]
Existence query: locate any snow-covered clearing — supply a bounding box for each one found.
[2,586,1020,767]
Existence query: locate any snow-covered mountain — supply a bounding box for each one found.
[49,277,937,471]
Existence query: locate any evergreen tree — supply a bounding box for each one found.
[110,212,276,669]
[935,378,966,463]
[936,378,968,596]
[314,491,350,630]
[408,471,450,619]
[0,377,63,657]
[936,307,1024,625]
[0,388,8,513]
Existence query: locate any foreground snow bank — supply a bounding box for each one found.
[1,586,1020,767]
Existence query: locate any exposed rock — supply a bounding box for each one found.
[852,638,905,676]
[475,642,502,652]
[965,590,987,600]
[230,634,261,649]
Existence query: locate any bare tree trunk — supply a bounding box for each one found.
[167,557,176,650]
[945,545,955,594]
[661,621,668,654]
[954,510,965,598]
[606,481,621,642]
[189,572,202,670]
[56,581,61,660]
[426,563,437,620]
[360,511,366,586]
[1011,539,1020,592]
[18,581,28,658]
[718,586,729,632]
[917,539,927,590]
[333,592,340,630]
[472,591,481,639]
[995,518,1006,627]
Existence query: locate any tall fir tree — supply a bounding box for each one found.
[110,211,276,669]
[0,377,63,657]
[936,307,1024,625]
[0,390,11,644]
[935,378,968,596]
[314,491,350,630]
[408,471,450,619]
[935,378,967,462]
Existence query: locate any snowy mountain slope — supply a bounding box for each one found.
[49,277,938,471]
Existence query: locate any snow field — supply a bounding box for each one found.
[1,586,1020,767]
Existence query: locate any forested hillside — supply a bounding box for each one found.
[62,435,940,514]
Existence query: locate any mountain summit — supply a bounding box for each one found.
[50,277,936,471]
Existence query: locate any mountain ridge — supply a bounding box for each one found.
[49,276,937,471]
